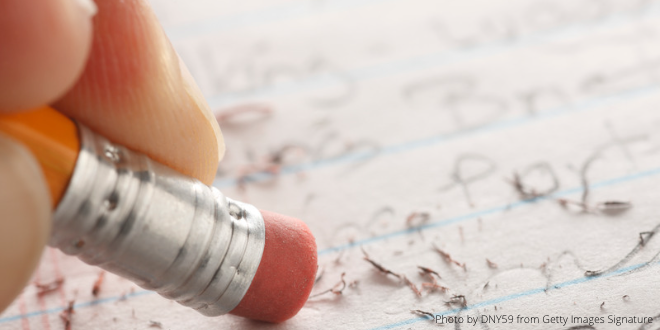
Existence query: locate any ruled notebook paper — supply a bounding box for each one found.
[3,0,660,329]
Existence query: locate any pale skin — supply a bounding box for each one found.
[0,0,224,312]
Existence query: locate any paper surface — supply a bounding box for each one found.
[4,0,660,329]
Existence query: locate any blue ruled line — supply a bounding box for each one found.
[213,83,660,189]
[318,166,660,256]
[0,290,154,324]
[2,163,660,325]
[164,0,401,40]
[2,2,660,327]
[369,261,657,330]
[204,4,660,109]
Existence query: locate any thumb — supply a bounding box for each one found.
[0,133,51,312]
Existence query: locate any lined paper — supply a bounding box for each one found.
[3,0,660,329]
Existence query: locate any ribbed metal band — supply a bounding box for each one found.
[50,124,265,316]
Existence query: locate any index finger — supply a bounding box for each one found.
[54,0,224,185]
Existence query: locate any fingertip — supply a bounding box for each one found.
[0,134,51,313]
[177,55,226,165]
[0,0,94,111]
[55,0,221,185]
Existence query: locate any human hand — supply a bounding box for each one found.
[0,0,223,312]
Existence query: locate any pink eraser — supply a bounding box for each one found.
[229,210,318,323]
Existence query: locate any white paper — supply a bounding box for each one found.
[3,0,660,329]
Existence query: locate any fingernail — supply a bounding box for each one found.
[71,0,98,17]
[177,55,226,163]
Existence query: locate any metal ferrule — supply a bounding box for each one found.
[50,124,265,316]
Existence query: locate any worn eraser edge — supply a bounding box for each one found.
[229,210,318,323]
